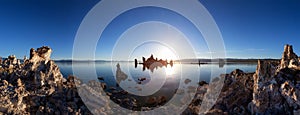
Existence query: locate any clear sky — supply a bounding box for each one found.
[0,0,299,60]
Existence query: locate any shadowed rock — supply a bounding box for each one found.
[184,44,300,115]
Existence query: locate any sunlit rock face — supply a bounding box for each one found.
[280,45,299,69]
[8,55,17,65]
[22,46,63,95]
[0,46,91,114]
[1,55,21,70]
[0,79,29,114]
[29,46,52,62]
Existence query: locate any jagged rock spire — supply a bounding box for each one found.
[280,44,299,69]
[29,46,52,61]
[282,45,297,60]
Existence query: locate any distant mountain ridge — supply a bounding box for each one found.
[0,57,279,64]
[179,58,279,64]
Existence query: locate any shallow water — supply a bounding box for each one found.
[56,61,256,94]
[56,61,256,83]
[56,61,256,109]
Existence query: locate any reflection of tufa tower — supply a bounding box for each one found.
[134,59,138,68]
[142,57,145,64]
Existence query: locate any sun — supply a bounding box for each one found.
[158,47,178,61]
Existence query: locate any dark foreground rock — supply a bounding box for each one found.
[184,44,300,115]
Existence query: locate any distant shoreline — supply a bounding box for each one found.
[54,58,279,64]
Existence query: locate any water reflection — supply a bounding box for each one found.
[116,63,128,84]
[134,54,174,72]
[56,61,257,84]
[110,63,181,110]
[137,62,174,72]
[56,61,257,111]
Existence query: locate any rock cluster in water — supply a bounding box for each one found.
[136,54,174,72]
[184,44,300,114]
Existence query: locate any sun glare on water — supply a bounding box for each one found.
[165,66,175,75]
[129,41,179,76]
[158,47,178,76]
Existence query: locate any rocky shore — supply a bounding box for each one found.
[184,44,300,115]
[0,44,300,114]
[0,46,92,114]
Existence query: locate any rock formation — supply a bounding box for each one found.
[249,45,300,114]
[21,46,63,96]
[136,54,174,72]
[183,69,254,115]
[116,63,128,85]
[0,46,92,114]
[184,44,300,114]
[1,44,300,114]
[249,60,286,114]
[280,44,299,69]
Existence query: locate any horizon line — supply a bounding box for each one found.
[53,58,280,62]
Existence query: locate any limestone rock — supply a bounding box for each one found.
[115,63,128,84]
[248,44,300,114]
[280,81,300,109]
[8,55,17,65]
[209,70,253,114]
[184,44,300,114]
[20,46,64,95]
[30,46,52,62]
[0,46,91,114]
[280,44,299,69]
[250,60,287,114]
[2,44,300,115]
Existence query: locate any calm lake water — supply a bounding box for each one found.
[57,62,256,92]
[56,61,257,108]
[56,61,257,83]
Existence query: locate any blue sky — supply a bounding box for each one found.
[0,0,299,60]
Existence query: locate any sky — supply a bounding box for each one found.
[0,0,299,60]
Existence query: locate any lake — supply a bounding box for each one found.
[56,61,257,83]
[56,61,257,109]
